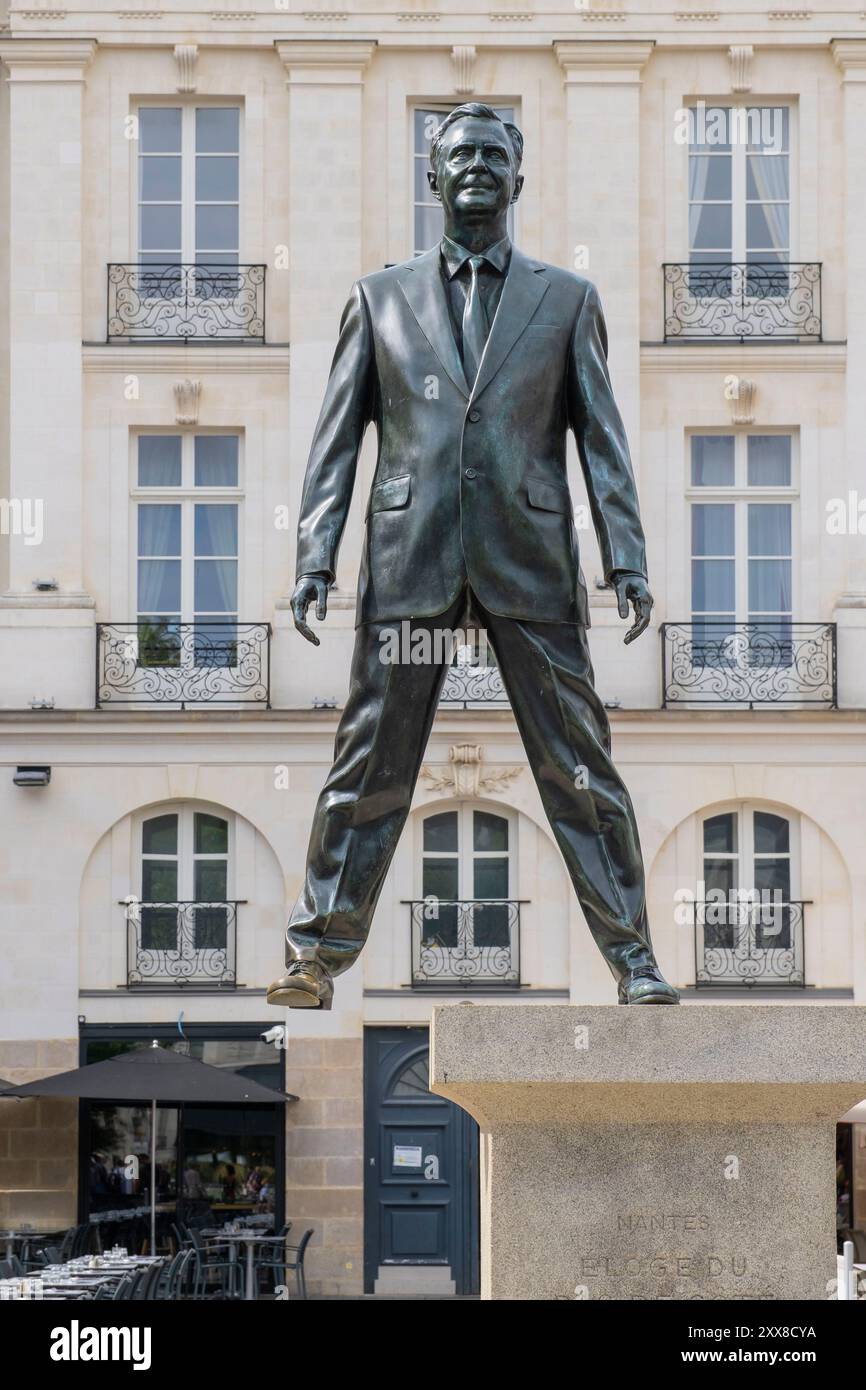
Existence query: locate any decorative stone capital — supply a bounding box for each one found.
[451,44,476,96]
[276,39,376,86]
[728,44,753,93]
[554,40,654,84]
[173,43,198,93]
[0,37,96,81]
[832,39,866,79]
[173,378,202,425]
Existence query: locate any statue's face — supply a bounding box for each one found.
[428,117,523,222]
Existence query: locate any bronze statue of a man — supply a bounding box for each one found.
[268,103,679,1010]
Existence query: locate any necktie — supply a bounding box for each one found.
[461,255,488,386]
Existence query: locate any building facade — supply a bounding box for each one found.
[0,0,865,1295]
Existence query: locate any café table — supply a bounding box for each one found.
[203,1232,287,1301]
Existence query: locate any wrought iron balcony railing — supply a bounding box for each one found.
[692,899,807,989]
[439,662,509,708]
[407,899,521,988]
[661,621,836,708]
[96,621,271,709]
[125,900,242,987]
[107,262,266,343]
[663,262,821,342]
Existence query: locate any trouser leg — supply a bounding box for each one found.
[478,603,655,982]
[285,596,466,977]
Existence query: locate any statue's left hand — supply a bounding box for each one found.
[614,574,654,645]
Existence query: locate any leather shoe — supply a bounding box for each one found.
[618,965,679,1005]
[267,959,333,1010]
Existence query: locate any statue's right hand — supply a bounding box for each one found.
[291,575,329,646]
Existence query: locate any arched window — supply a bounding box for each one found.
[413,806,519,985]
[697,806,803,986]
[132,805,234,981]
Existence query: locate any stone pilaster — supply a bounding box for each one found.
[554,41,654,460]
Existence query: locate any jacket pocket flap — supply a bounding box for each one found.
[368,473,411,515]
[527,477,571,515]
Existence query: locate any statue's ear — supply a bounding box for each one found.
[510,174,525,205]
[427,169,442,202]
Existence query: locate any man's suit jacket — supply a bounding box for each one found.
[295,244,647,628]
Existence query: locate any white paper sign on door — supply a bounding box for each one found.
[393,1144,423,1168]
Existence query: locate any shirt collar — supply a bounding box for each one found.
[440,234,512,280]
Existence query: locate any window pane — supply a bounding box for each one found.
[474,811,508,853]
[138,504,181,556]
[143,813,178,855]
[748,559,792,613]
[754,858,791,899]
[746,106,788,152]
[746,203,789,253]
[196,205,238,252]
[138,436,182,487]
[747,436,791,487]
[195,107,239,153]
[692,560,735,613]
[195,812,228,855]
[194,559,237,614]
[139,107,182,153]
[139,156,182,201]
[688,154,731,201]
[138,560,181,613]
[193,905,228,950]
[474,858,508,899]
[472,902,510,948]
[195,155,238,202]
[195,436,239,487]
[414,158,434,202]
[689,202,732,251]
[688,105,731,151]
[140,204,182,252]
[692,503,735,555]
[423,812,458,853]
[691,436,735,487]
[195,504,237,556]
[142,860,178,902]
[704,812,736,855]
[422,858,459,901]
[746,154,789,202]
[414,203,444,254]
[703,858,738,897]
[754,812,790,855]
[194,861,228,901]
[748,503,791,556]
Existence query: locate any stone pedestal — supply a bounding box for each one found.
[430,1005,866,1300]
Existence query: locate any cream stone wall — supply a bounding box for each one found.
[1,0,865,1296]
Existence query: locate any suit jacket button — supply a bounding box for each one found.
[468,409,481,422]
[465,468,477,479]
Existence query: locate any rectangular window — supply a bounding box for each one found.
[688,105,791,299]
[134,434,241,668]
[412,106,516,256]
[138,105,240,269]
[688,433,795,655]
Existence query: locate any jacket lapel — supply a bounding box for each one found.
[398,248,470,399]
[470,248,550,403]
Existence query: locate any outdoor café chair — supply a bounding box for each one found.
[186,1227,243,1300]
[282,1229,314,1301]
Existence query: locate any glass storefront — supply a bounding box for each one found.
[80,1028,285,1248]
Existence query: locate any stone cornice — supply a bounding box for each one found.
[276,37,376,82]
[0,36,96,76]
[554,38,655,81]
[831,37,866,75]
[83,344,290,373]
[641,342,846,373]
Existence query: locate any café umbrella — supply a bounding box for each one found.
[2,1042,294,1254]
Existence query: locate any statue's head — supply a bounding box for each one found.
[427,103,524,226]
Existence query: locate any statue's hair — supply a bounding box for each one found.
[429,103,524,170]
